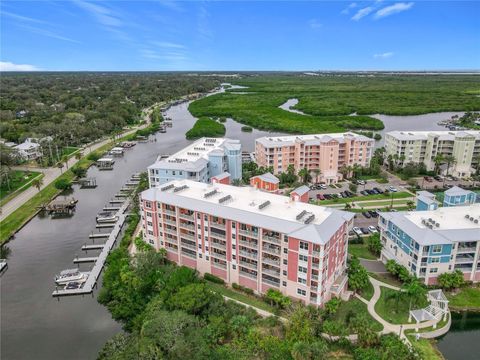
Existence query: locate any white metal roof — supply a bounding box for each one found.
[386,130,480,141]
[142,180,353,244]
[445,186,474,197]
[256,132,373,147]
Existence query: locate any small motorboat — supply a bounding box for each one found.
[96,211,118,223]
[55,269,87,285]
[65,281,82,290]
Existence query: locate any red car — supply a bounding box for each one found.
[316,194,325,200]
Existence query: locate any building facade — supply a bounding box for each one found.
[250,173,280,193]
[385,130,480,177]
[140,180,354,306]
[147,138,242,187]
[14,138,42,160]
[443,186,477,207]
[379,205,480,285]
[415,191,439,211]
[255,132,374,184]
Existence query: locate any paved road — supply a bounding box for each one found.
[0,127,146,222]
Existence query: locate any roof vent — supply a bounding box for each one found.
[204,189,218,198]
[304,214,315,224]
[465,214,470,218]
[296,210,307,221]
[474,219,479,224]
[161,184,174,191]
[173,185,188,192]
[258,200,271,210]
[218,195,232,204]
[435,223,440,228]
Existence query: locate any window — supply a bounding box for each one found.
[283,248,288,254]
[147,221,152,226]
[430,268,438,273]
[206,256,209,261]
[146,212,152,217]
[431,258,440,264]
[432,245,442,254]
[298,277,307,284]
[298,266,307,273]
[283,270,287,276]
[199,254,202,258]
[299,254,308,262]
[148,230,153,235]
[282,281,287,287]
[300,242,309,250]
[232,265,236,270]
[297,288,306,296]
[149,239,154,245]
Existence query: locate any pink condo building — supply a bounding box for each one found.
[255,132,374,184]
[140,180,354,306]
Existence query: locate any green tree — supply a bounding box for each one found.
[402,278,426,310]
[32,177,43,192]
[54,178,72,190]
[324,297,341,315]
[433,154,444,175]
[347,256,369,293]
[438,270,465,290]
[291,340,328,360]
[298,167,311,184]
[366,233,382,256]
[170,283,222,316]
[444,154,456,176]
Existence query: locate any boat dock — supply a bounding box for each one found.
[103,206,120,211]
[96,223,114,229]
[81,244,104,251]
[78,177,97,189]
[0,259,7,275]
[88,233,110,239]
[52,196,131,297]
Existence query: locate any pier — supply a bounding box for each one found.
[81,244,105,251]
[96,223,114,229]
[78,177,97,189]
[103,206,120,211]
[88,233,110,239]
[52,197,131,297]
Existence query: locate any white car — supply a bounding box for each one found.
[388,186,398,192]
[368,226,378,234]
[353,227,363,236]
[357,180,366,185]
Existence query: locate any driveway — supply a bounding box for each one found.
[360,259,387,273]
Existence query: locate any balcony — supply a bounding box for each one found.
[455,256,475,264]
[262,246,280,255]
[311,274,319,281]
[262,257,280,267]
[312,262,320,269]
[164,227,178,236]
[240,250,258,259]
[181,249,196,259]
[180,232,195,241]
[457,246,477,254]
[180,241,197,251]
[262,277,280,287]
[164,209,176,216]
[211,241,226,250]
[239,260,258,270]
[262,235,281,245]
[163,219,177,226]
[179,212,194,221]
[239,239,258,249]
[212,261,227,270]
[211,222,226,230]
[211,251,227,260]
[239,270,257,280]
[310,286,318,292]
[210,232,226,240]
[179,222,195,231]
[239,229,259,238]
[262,268,280,277]
[312,250,321,257]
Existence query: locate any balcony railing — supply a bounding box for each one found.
[164,209,176,216]
[239,239,258,249]
[262,268,280,277]
[262,235,281,245]
[262,278,280,287]
[179,212,194,220]
[179,222,195,231]
[211,241,226,250]
[239,270,257,279]
[163,219,177,226]
[210,232,226,240]
[180,233,195,241]
[239,260,258,270]
[262,257,280,267]
[262,246,280,255]
[181,250,196,259]
[180,241,197,251]
[212,261,227,269]
[164,228,178,236]
[239,229,259,238]
[211,222,226,230]
[211,252,227,260]
[310,286,318,292]
[240,250,258,259]
[457,246,477,254]
[455,257,475,264]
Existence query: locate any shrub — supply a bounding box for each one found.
[241,126,253,132]
[204,273,225,284]
[185,118,225,140]
[87,152,101,161]
[438,270,465,290]
[54,178,72,190]
[324,297,341,315]
[349,183,358,193]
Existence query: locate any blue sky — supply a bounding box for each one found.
[1,1,479,71]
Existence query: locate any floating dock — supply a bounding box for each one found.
[81,244,105,251]
[79,178,97,189]
[88,233,110,239]
[96,223,115,229]
[52,198,131,297]
[103,206,120,211]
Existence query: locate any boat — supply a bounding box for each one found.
[65,281,82,290]
[159,126,166,133]
[54,269,87,285]
[96,211,118,223]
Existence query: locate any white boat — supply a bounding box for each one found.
[55,269,87,285]
[96,211,118,223]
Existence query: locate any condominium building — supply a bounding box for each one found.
[385,130,480,177]
[379,204,480,285]
[140,180,354,306]
[255,132,374,184]
[147,137,242,187]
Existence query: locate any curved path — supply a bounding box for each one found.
[356,277,442,343]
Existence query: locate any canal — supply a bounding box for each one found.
[0,89,476,359]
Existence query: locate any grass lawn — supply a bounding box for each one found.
[375,287,428,324]
[446,287,480,310]
[407,336,444,360]
[369,272,403,288]
[348,244,377,260]
[0,171,42,204]
[327,298,383,334]
[355,198,413,208]
[62,146,80,157]
[359,278,375,301]
[317,191,412,205]
[206,281,277,314]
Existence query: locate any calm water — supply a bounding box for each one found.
[0,89,473,359]
[436,311,480,360]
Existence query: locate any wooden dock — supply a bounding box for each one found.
[103,206,120,211]
[73,257,98,264]
[81,244,105,250]
[96,223,114,229]
[52,198,131,297]
[109,199,124,204]
[89,233,110,239]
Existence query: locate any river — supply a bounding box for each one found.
[0,90,475,360]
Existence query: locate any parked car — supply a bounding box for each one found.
[319,184,327,190]
[371,189,380,194]
[373,187,383,194]
[423,176,433,182]
[367,189,376,195]
[357,179,366,185]
[324,194,332,200]
[362,211,372,219]
[316,194,325,200]
[368,210,378,218]
[353,227,363,236]
[368,225,378,234]
[388,186,398,192]
[434,175,443,181]
[360,227,370,235]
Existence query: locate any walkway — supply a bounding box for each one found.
[360,259,387,273]
[0,126,147,222]
[356,277,440,343]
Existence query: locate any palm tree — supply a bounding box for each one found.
[444,155,456,176]
[32,177,44,192]
[352,164,361,179]
[403,279,426,312]
[75,151,83,161]
[338,165,350,179]
[311,168,322,182]
[57,162,64,174]
[61,155,70,169]
[298,167,311,184]
[433,154,444,175]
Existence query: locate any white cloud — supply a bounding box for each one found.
[0,61,40,71]
[73,0,122,27]
[341,3,357,15]
[374,52,394,59]
[374,2,414,19]
[152,41,186,49]
[351,7,374,21]
[308,19,322,29]
[1,10,49,24]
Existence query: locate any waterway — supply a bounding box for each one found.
[436,311,480,360]
[0,88,475,360]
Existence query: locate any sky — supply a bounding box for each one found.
[0,0,479,71]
